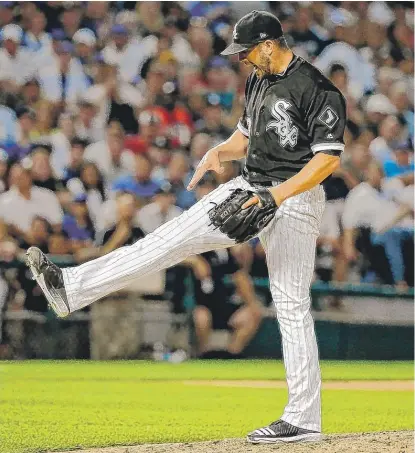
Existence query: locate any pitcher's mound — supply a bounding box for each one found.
[57,431,413,453]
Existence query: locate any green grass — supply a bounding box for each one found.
[1,361,413,453]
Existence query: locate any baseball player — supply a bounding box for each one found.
[26,11,346,444]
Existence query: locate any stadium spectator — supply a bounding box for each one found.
[84,121,135,188]
[30,144,61,193]
[0,24,34,92]
[343,161,414,287]
[191,176,262,358]
[138,182,182,234]
[37,40,90,108]
[62,193,95,253]
[112,152,159,201]
[0,160,63,236]
[24,10,52,58]
[166,151,195,210]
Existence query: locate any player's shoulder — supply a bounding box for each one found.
[295,57,344,98]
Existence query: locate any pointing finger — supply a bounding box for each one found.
[187,167,206,190]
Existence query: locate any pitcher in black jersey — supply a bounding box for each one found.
[188,10,346,444]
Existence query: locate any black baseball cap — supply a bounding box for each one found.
[221,10,283,56]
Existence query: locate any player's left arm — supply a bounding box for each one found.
[244,88,346,208]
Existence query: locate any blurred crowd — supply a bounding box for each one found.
[0,0,414,350]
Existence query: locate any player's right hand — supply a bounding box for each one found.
[187,149,224,190]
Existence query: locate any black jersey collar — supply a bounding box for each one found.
[265,54,300,81]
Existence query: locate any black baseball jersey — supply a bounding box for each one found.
[238,55,347,183]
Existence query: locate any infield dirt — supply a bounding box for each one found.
[54,431,413,453]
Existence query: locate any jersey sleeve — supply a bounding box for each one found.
[237,105,250,137]
[307,89,346,156]
[237,73,255,138]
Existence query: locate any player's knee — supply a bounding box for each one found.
[193,306,212,330]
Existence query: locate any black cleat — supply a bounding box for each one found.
[247,419,322,444]
[26,247,70,317]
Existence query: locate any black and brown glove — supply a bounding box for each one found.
[208,188,278,243]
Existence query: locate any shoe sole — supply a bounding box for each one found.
[26,247,70,318]
[247,433,322,444]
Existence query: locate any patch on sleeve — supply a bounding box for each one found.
[317,106,339,130]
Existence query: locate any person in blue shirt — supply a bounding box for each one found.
[383,142,414,179]
[112,153,160,201]
[62,193,95,253]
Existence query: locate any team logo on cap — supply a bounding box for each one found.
[260,33,267,39]
[232,27,239,41]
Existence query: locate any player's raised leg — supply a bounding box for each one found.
[247,185,325,443]
[26,177,250,317]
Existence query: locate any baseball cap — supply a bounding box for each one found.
[1,24,22,43]
[111,24,129,35]
[207,56,231,70]
[73,28,96,47]
[221,10,283,56]
[73,193,87,203]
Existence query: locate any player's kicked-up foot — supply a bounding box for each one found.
[26,246,70,318]
[247,419,322,444]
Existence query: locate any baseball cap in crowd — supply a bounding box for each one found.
[73,193,87,203]
[394,142,413,153]
[365,94,397,115]
[221,10,283,56]
[110,24,129,35]
[30,141,52,155]
[207,56,231,70]
[1,24,22,42]
[73,28,96,47]
[329,8,358,28]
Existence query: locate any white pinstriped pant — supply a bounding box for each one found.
[62,175,325,431]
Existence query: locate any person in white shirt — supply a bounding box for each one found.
[73,99,103,143]
[37,40,90,108]
[0,161,63,235]
[101,24,157,84]
[0,24,35,92]
[72,28,97,81]
[138,183,182,234]
[343,162,413,287]
[83,56,144,136]
[50,112,75,178]
[24,10,52,61]
[83,121,135,189]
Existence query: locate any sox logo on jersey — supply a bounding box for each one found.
[266,99,298,148]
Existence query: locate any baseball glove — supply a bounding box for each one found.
[208,188,278,243]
